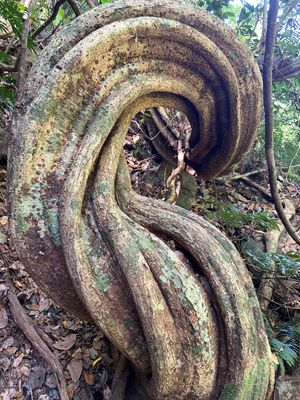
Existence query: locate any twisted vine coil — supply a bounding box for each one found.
[10,1,272,399]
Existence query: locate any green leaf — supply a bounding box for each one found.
[53,8,65,27]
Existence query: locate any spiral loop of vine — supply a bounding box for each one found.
[10,1,273,398]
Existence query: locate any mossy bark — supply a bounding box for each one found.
[9,1,273,398]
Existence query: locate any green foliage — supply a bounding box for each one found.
[196,195,279,233]
[266,317,300,374]
[0,0,24,39]
[192,0,231,19]
[53,8,65,27]
[246,249,300,277]
[0,0,35,123]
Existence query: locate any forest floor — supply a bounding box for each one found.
[0,120,300,400]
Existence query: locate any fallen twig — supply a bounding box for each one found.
[239,176,273,202]
[5,276,69,400]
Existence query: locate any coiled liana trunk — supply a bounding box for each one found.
[9,1,273,399]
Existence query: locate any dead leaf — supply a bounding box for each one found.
[0,216,8,225]
[1,336,14,350]
[71,347,82,359]
[103,385,111,400]
[83,371,95,386]
[0,305,8,329]
[45,374,57,389]
[19,365,31,377]
[28,368,46,389]
[53,333,76,351]
[0,391,11,400]
[39,297,51,312]
[271,353,279,365]
[0,357,11,371]
[0,283,7,296]
[0,230,7,244]
[13,353,24,368]
[5,347,18,355]
[67,358,83,383]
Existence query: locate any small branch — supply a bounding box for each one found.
[0,62,17,72]
[67,0,81,16]
[17,1,35,97]
[222,164,300,183]
[229,169,267,180]
[86,0,95,8]
[286,143,300,176]
[273,57,300,81]
[5,277,69,400]
[276,0,300,33]
[166,144,186,189]
[263,0,300,245]
[239,176,273,202]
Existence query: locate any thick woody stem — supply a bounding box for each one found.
[9,1,273,398]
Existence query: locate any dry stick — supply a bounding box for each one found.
[221,164,300,182]
[86,0,96,8]
[286,143,300,177]
[5,277,69,400]
[0,62,17,72]
[273,57,300,81]
[238,176,273,202]
[67,0,81,16]
[17,1,34,97]
[263,0,300,246]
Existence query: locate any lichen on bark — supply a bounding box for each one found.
[9,1,273,398]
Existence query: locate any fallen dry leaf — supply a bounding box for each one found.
[53,333,76,351]
[67,358,83,383]
[83,371,95,385]
[1,336,14,350]
[103,385,111,400]
[38,297,51,312]
[0,391,11,400]
[13,353,24,368]
[0,216,8,225]
[0,283,7,296]
[0,305,8,329]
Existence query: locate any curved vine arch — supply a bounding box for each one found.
[9,1,273,398]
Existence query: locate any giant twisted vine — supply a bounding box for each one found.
[9,1,274,399]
